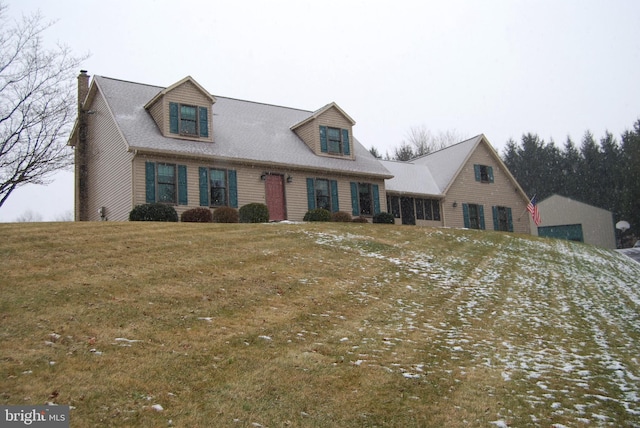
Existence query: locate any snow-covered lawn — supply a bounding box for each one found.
[307,228,640,426]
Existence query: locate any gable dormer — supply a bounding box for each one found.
[291,102,356,160]
[144,76,215,143]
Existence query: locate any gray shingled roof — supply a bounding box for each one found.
[411,135,483,192]
[382,135,484,197]
[94,76,392,178]
[380,160,443,196]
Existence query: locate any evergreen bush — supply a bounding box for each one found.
[212,206,239,223]
[303,208,331,222]
[180,207,213,223]
[239,203,270,223]
[129,203,178,222]
[373,212,395,224]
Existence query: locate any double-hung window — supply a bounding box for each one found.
[462,203,485,230]
[198,167,238,208]
[306,178,339,212]
[169,102,209,138]
[474,164,494,183]
[157,163,177,203]
[209,169,228,206]
[319,125,351,156]
[315,179,331,210]
[492,206,514,232]
[350,182,380,216]
[179,105,198,135]
[145,162,188,205]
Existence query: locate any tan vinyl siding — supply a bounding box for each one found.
[536,195,616,248]
[148,80,214,142]
[293,106,355,160]
[132,156,386,222]
[293,119,317,153]
[84,90,133,221]
[442,143,530,234]
[147,99,164,134]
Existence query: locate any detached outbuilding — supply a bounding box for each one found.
[533,194,616,249]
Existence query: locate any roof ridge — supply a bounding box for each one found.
[214,95,313,114]
[411,134,483,161]
[96,75,314,114]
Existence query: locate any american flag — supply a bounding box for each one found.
[527,195,541,226]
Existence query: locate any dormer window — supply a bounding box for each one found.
[169,102,209,138]
[320,125,351,156]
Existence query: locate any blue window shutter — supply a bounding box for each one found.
[306,178,316,210]
[474,164,481,182]
[488,166,494,183]
[169,103,179,134]
[507,207,513,232]
[479,205,485,230]
[350,182,359,216]
[199,107,209,138]
[330,180,339,212]
[178,165,188,205]
[372,184,380,214]
[198,167,209,206]
[341,129,350,155]
[462,203,470,228]
[228,170,238,208]
[145,162,156,203]
[319,126,328,153]
[492,206,498,231]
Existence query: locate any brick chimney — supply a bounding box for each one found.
[75,70,90,221]
[77,70,89,113]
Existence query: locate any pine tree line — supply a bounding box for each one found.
[502,119,640,239]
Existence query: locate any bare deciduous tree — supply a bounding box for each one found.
[0,3,87,208]
[403,125,466,158]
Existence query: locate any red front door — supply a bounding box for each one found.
[265,174,286,221]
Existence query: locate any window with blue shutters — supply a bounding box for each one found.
[350,182,380,216]
[463,203,485,229]
[492,206,513,232]
[169,102,209,138]
[319,125,351,156]
[474,164,494,183]
[145,161,188,205]
[198,167,238,208]
[306,178,339,212]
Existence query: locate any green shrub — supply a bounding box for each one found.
[331,211,353,222]
[129,203,178,222]
[180,207,213,223]
[303,208,331,222]
[212,206,239,223]
[239,203,270,223]
[373,212,395,224]
[352,216,369,223]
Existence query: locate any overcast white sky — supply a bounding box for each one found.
[1,0,639,222]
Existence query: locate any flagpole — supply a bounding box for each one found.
[518,194,535,220]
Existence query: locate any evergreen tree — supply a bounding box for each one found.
[560,137,581,198]
[621,120,640,237]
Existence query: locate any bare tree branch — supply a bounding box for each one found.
[0,2,88,208]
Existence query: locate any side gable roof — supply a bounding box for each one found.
[290,102,356,130]
[411,135,483,193]
[401,134,529,200]
[143,76,216,109]
[94,76,391,178]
